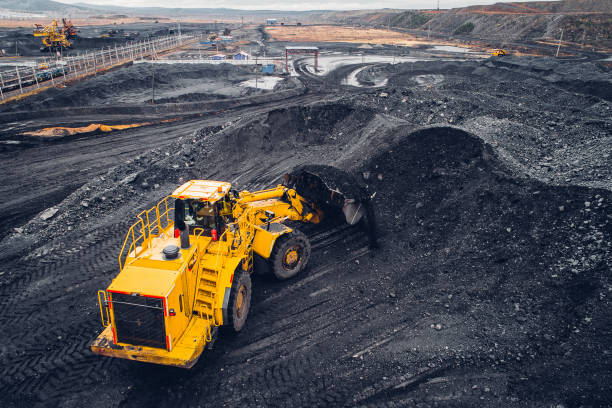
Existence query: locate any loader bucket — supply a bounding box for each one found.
[283,166,377,250]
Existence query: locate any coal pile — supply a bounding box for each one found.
[359,126,610,405]
[0,52,610,407]
[3,63,270,112]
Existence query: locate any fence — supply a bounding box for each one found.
[0,33,199,102]
[135,57,282,66]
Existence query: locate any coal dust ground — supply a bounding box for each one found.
[0,40,610,408]
[1,63,283,111]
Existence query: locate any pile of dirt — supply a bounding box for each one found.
[7,118,605,407]
[0,103,380,248]
[0,53,610,407]
[359,57,612,101]
[2,63,273,112]
[354,126,610,406]
[349,57,611,191]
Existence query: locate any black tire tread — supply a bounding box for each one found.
[269,229,311,280]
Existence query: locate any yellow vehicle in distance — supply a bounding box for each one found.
[33,20,72,51]
[492,48,507,57]
[91,166,372,368]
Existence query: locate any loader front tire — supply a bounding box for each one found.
[270,230,311,280]
[226,271,251,332]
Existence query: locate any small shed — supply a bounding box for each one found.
[210,54,226,61]
[233,51,250,60]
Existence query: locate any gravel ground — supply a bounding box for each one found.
[0,46,610,407]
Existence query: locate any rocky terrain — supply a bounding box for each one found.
[323,0,612,51]
[0,22,610,408]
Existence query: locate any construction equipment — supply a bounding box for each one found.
[492,48,507,57]
[62,19,78,39]
[91,166,374,368]
[33,20,71,52]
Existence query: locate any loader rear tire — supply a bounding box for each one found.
[226,271,251,332]
[270,229,311,280]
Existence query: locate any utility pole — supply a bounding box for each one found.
[151,63,155,104]
[15,67,22,93]
[556,28,563,58]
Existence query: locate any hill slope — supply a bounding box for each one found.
[325,1,611,49]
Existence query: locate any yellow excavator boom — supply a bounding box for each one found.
[33,19,71,49]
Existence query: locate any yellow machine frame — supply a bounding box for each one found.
[33,20,71,50]
[91,180,322,368]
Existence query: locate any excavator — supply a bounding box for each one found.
[91,166,375,368]
[62,19,79,39]
[33,19,75,52]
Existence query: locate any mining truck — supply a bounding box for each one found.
[91,166,373,368]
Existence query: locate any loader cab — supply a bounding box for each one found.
[176,197,233,235]
[172,180,235,238]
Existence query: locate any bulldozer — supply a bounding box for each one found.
[33,20,71,52]
[91,166,374,368]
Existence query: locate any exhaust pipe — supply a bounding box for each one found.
[179,223,191,249]
[174,199,190,249]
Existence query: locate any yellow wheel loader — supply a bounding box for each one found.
[491,48,507,57]
[91,166,374,368]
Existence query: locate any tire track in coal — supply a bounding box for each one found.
[0,222,127,406]
[202,347,348,408]
[171,221,375,407]
[0,319,112,404]
[222,228,371,364]
[0,223,125,321]
[225,296,365,362]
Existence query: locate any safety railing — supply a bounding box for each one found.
[230,213,256,258]
[118,196,175,271]
[97,290,110,327]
